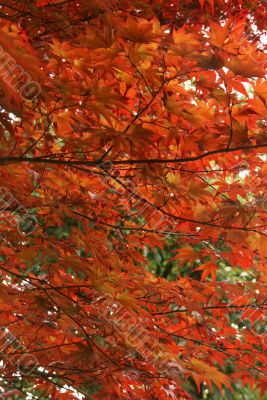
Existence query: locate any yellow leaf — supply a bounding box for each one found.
[172,29,200,56]
[130,124,157,148]
[191,358,231,392]
[165,172,181,189]
[194,261,217,281]
[117,293,142,312]
[254,79,267,106]
[227,52,267,77]
[247,233,267,260]
[172,246,196,266]
[209,20,230,48]
[209,19,245,54]
[52,111,75,136]
[117,17,163,43]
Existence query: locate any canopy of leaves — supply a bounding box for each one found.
[0,0,266,399]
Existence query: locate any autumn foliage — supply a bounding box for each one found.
[0,0,266,398]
